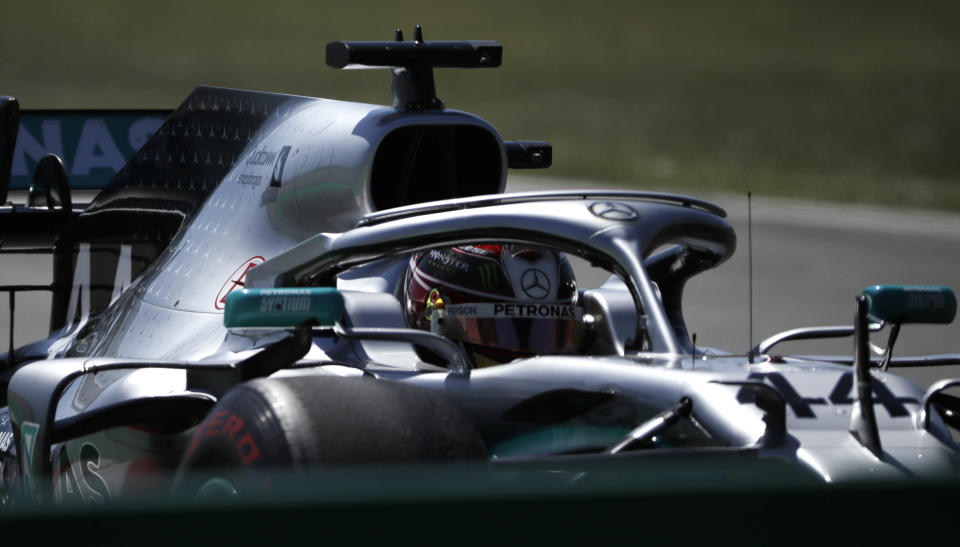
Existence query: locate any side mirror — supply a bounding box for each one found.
[27,154,72,211]
[862,285,956,324]
[223,287,345,329]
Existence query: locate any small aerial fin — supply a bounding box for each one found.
[850,295,883,459]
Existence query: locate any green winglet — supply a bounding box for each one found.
[223,288,344,329]
[862,285,957,324]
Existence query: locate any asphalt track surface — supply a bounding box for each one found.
[3,178,960,389]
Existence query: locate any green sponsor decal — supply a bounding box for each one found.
[11,110,170,190]
[20,421,38,495]
[20,421,38,466]
[224,287,345,328]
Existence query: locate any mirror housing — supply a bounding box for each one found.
[862,285,956,324]
[223,287,344,329]
[505,140,552,169]
[27,154,72,211]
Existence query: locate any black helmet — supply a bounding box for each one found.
[404,244,582,366]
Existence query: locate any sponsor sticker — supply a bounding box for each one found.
[427,249,470,272]
[246,147,279,166]
[238,174,263,187]
[906,290,947,310]
[478,263,498,289]
[21,422,38,467]
[215,256,265,310]
[187,410,261,466]
[20,421,39,495]
[11,112,168,189]
[520,268,550,299]
[270,145,292,187]
[445,302,582,320]
[259,294,311,313]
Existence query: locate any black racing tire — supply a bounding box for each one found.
[173,376,486,498]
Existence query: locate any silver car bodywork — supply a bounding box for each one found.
[10,191,958,502]
[3,33,959,505]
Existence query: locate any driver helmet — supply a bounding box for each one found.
[404,244,582,367]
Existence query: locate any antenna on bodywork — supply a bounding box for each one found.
[747,192,756,363]
[0,96,19,205]
[325,26,502,111]
[850,294,883,458]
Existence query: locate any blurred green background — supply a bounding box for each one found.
[3,0,958,209]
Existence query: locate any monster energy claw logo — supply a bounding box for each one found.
[478,264,498,289]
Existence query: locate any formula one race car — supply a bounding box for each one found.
[1,28,959,506]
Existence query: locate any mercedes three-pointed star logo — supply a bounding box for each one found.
[588,201,638,221]
[520,268,550,299]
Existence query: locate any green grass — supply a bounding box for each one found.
[3,0,959,209]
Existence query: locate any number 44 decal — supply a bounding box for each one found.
[736,372,918,419]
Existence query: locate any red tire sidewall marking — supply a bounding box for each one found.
[186,409,262,467]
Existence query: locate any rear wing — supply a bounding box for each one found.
[0,97,174,362]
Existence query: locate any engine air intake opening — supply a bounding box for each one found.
[371,125,502,211]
